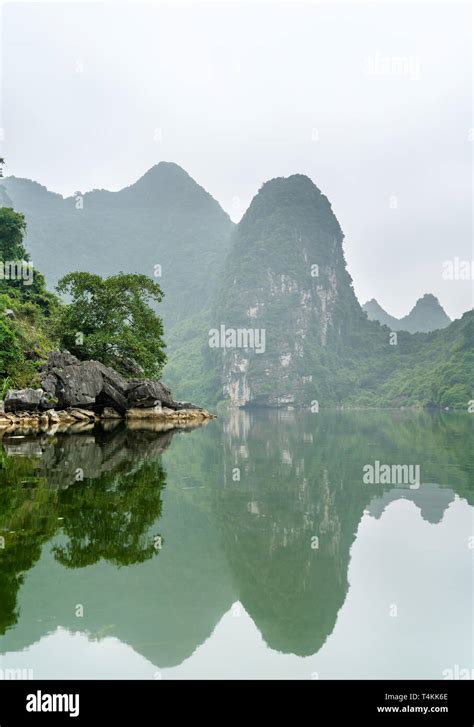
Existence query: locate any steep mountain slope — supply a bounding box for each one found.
[1,166,470,410]
[209,174,472,409]
[363,293,451,333]
[400,293,451,332]
[211,174,368,406]
[362,298,400,330]
[0,185,13,207]
[1,163,234,329]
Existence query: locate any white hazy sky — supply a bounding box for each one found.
[1,0,472,318]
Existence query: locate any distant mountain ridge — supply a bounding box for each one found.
[1,165,472,409]
[205,174,472,409]
[1,163,234,329]
[363,294,451,333]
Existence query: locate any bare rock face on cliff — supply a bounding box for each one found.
[211,175,367,407]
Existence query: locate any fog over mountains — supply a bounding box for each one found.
[1,164,457,333]
[1,164,472,410]
[363,294,452,334]
[1,163,234,328]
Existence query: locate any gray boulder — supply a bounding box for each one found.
[127,379,178,409]
[174,401,204,411]
[41,351,80,370]
[35,351,185,416]
[52,361,103,408]
[40,373,59,402]
[4,388,44,412]
[98,363,129,413]
[44,359,129,414]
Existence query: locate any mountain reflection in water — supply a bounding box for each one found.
[0,411,472,677]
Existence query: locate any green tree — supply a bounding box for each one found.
[0,207,28,260]
[0,207,57,313]
[56,271,167,377]
[0,319,22,374]
[0,207,59,385]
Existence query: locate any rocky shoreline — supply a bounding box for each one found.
[0,351,215,432]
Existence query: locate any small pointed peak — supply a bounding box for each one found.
[363,298,387,312]
[147,161,190,177]
[259,173,323,196]
[416,293,440,305]
[133,162,193,187]
[241,172,340,238]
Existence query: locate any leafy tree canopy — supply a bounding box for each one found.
[56,271,167,378]
[0,206,28,261]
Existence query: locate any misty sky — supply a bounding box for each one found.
[1,1,472,318]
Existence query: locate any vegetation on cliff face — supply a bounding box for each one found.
[209,174,473,410]
[162,308,221,405]
[0,208,58,387]
[115,173,474,411]
[210,175,367,406]
[310,309,473,409]
[1,166,471,409]
[357,319,473,410]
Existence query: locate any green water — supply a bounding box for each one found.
[0,410,472,679]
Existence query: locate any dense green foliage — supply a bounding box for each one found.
[1,167,471,408]
[0,206,168,385]
[162,308,221,404]
[56,271,167,377]
[0,208,59,387]
[308,311,473,409]
[205,174,473,410]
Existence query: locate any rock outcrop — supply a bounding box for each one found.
[0,351,214,431]
[212,174,367,407]
[4,388,45,412]
[39,352,130,413]
[126,379,177,409]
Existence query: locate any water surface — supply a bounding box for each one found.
[0,411,472,679]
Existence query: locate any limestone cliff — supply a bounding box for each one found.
[212,175,366,407]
